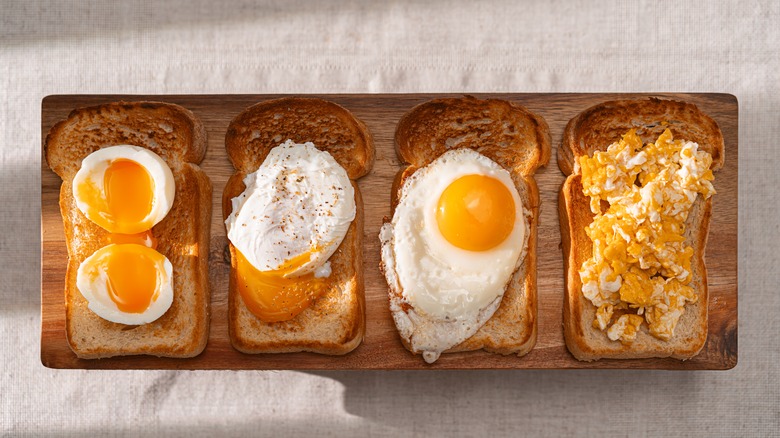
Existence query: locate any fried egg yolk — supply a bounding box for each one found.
[77,158,155,234]
[102,244,162,313]
[235,249,329,323]
[436,174,516,251]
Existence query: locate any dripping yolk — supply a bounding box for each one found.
[77,159,155,234]
[235,250,328,323]
[436,174,515,251]
[108,230,158,249]
[103,244,161,313]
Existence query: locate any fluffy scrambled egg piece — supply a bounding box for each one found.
[578,129,715,343]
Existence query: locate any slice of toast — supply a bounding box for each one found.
[384,96,551,360]
[223,97,374,355]
[559,98,725,361]
[44,101,211,359]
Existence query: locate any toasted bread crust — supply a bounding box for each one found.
[385,96,550,360]
[224,98,373,355]
[559,98,724,176]
[45,101,211,359]
[396,96,551,175]
[46,101,207,180]
[559,98,723,361]
[225,97,374,179]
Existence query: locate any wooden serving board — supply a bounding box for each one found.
[40,93,738,370]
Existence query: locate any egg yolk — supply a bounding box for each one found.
[104,244,160,313]
[436,174,515,251]
[235,250,328,323]
[104,159,155,231]
[77,158,155,234]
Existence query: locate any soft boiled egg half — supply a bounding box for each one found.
[380,148,527,363]
[225,140,355,323]
[73,145,176,325]
[73,145,175,234]
[77,243,174,325]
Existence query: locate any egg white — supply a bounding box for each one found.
[380,148,528,363]
[389,148,526,319]
[72,145,175,234]
[225,140,355,277]
[76,243,174,325]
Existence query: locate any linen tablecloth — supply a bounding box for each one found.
[2,1,778,436]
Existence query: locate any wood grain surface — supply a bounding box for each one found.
[40,93,738,370]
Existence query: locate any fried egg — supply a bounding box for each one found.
[74,145,176,325]
[380,148,527,363]
[225,140,355,322]
[77,243,173,325]
[73,145,175,234]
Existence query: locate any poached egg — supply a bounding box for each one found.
[225,140,355,322]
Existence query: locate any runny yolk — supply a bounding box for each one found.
[108,230,158,249]
[104,244,160,313]
[103,159,155,233]
[235,249,328,323]
[436,174,515,251]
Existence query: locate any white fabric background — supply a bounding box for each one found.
[2,0,778,436]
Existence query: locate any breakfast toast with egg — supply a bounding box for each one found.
[559,98,724,361]
[223,97,374,355]
[382,96,550,361]
[44,101,211,359]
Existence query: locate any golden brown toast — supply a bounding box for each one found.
[223,97,374,355]
[559,98,724,361]
[225,97,374,179]
[44,101,211,359]
[384,96,551,360]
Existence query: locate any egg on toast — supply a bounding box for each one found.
[381,96,550,363]
[559,98,725,361]
[44,101,211,359]
[223,97,374,355]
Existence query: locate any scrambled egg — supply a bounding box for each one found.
[578,129,715,343]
